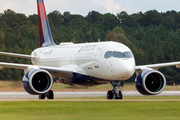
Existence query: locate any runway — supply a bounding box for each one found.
[0,91,180,99]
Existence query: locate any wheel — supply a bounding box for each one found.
[114,91,123,99]
[119,91,123,99]
[113,93,117,99]
[39,94,45,99]
[107,90,113,99]
[47,90,54,99]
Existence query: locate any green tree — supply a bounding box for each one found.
[103,13,119,30]
[48,10,63,28]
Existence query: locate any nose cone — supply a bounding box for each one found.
[121,62,135,79]
[113,59,135,80]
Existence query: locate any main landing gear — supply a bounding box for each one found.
[39,90,54,99]
[107,81,125,100]
[39,77,58,100]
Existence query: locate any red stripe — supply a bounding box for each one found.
[37,3,47,20]
[38,19,43,47]
[37,0,56,47]
[37,2,48,47]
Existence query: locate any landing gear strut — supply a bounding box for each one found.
[39,90,54,99]
[107,81,125,100]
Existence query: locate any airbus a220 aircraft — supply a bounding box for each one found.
[0,0,180,99]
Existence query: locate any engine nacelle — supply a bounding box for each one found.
[135,70,166,95]
[23,69,53,95]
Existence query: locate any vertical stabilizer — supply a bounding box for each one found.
[37,0,56,47]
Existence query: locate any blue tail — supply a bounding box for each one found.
[37,0,56,47]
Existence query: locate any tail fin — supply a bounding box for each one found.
[37,0,56,47]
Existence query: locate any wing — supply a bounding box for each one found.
[0,52,35,59]
[0,62,87,80]
[0,51,88,79]
[135,61,180,75]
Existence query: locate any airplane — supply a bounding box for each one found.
[0,0,180,100]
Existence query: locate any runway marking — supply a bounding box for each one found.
[0,99,180,102]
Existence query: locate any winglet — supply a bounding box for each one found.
[37,0,56,47]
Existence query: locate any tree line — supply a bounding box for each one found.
[0,9,180,84]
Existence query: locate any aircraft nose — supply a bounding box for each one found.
[121,64,135,78]
[114,60,135,80]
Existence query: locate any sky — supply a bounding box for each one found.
[0,0,180,16]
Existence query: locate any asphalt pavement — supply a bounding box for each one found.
[0,91,180,99]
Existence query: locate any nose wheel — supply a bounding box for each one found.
[107,81,124,100]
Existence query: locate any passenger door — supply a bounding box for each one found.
[94,48,101,69]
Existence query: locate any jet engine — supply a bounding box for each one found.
[135,70,166,95]
[23,69,53,95]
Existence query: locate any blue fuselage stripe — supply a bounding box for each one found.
[65,73,106,87]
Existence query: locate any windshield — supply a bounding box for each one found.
[124,51,133,58]
[113,51,124,58]
[104,51,112,58]
[104,51,133,59]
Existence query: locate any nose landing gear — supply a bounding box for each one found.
[107,81,124,100]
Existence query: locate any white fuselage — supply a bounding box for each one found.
[31,41,135,82]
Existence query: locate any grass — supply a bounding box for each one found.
[0,81,180,119]
[0,81,136,91]
[0,97,180,120]
[59,96,180,100]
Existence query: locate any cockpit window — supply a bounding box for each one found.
[104,51,112,58]
[124,51,133,58]
[113,51,124,58]
[104,51,133,59]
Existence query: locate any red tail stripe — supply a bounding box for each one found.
[37,3,47,20]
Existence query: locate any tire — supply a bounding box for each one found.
[114,91,123,99]
[47,90,54,99]
[119,91,123,99]
[39,94,45,99]
[107,90,113,99]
